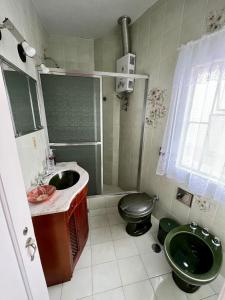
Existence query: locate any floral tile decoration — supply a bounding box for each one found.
[145,88,166,127]
[207,8,225,33]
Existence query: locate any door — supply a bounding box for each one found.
[0,188,28,300]
[0,69,49,299]
[40,73,103,195]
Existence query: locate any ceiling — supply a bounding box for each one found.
[32,0,158,39]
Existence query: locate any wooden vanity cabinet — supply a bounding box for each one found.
[32,186,89,286]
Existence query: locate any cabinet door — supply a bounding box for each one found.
[74,196,89,250]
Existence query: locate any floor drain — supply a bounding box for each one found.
[152,243,161,253]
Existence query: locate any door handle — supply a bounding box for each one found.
[26,237,37,261]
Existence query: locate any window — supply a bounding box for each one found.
[177,62,225,184]
[157,29,225,201]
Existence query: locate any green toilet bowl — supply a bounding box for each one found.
[164,223,223,293]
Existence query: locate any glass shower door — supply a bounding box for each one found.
[40,74,102,195]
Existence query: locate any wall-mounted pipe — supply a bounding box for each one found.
[117,16,131,55]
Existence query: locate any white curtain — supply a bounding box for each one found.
[157,28,225,202]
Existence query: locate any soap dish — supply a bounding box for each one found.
[27,185,56,204]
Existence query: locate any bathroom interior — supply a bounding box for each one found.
[1,0,225,299]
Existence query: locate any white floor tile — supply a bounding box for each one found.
[76,246,91,270]
[133,232,156,254]
[89,208,107,217]
[92,261,122,294]
[61,267,92,300]
[93,287,125,300]
[118,255,148,285]
[88,197,106,210]
[123,280,156,300]
[186,285,215,300]
[113,238,138,259]
[89,215,109,229]
[107,213,124,226]
[77,297,93,300]
[92,241,116,265]
[110,224,130,240]
[86,234,91,246]
[48,284,62,300]
[141,250,171,278]
[106,207,118,214]
[105,195,122,207]
[151,274,187,300]
[210,274,225,294]
[90,227,112,245]
[202,295,218,300]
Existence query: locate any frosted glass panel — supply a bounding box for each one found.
[52,145,101,195]
[41,74,102,195]
[41,75,101,143]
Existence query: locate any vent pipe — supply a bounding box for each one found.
[118,16,131,55]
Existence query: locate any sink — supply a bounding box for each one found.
[49,170,80,190]
[169,232,213,274]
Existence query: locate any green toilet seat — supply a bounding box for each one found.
[164,224,222,292]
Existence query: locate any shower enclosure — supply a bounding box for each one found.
[40,69,148,196]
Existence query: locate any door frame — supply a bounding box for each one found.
[0,63,49,300]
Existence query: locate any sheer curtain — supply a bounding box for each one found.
[156,28,225,202]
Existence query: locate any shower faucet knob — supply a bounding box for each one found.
[190,222,197,230]
[202,227,209,237]
[212,236,221,247]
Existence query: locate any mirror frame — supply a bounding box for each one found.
[0,56,43,137]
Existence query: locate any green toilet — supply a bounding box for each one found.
[164,222,223,293]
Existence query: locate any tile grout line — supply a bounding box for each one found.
[108,220,127,300]
[90,223,94,299]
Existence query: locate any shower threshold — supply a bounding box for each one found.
[103,184,137,196]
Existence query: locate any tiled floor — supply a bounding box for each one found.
[48,195,223,300]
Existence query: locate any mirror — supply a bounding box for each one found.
[29,77,42,130]
[1,60,42,137]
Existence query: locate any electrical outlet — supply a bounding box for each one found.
[195,196,210,211]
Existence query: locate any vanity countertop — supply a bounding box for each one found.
[29,162,89,217]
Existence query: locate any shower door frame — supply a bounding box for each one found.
[38,68,149,195]
[39,70,103,194]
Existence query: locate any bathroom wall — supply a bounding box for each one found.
[46,34,94,71]
[118,79,146,190]
[130,0,225,272]
[16,130,47,189]
[94,0,225,274]
[0,0,49,189]
[94,29,146,190]
[94,29,122,186]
